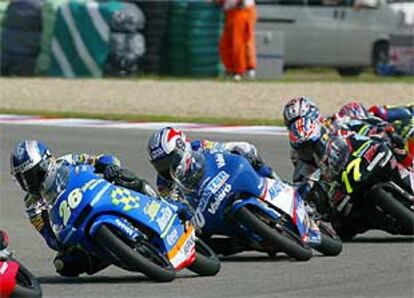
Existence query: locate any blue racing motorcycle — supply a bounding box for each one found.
[48,164,220,282]
[175,152,342,261]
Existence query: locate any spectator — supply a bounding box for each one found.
[216,0,257,81]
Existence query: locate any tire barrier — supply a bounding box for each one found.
[1,0,42,76]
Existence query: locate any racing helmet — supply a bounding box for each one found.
[147,127,191,180]
[170,149,205,195]
[323,136,351,178]
[338,101,369,120]
[368,105,387,120]
[11,140,52,195]
[289,117,330,163]
[283,96,322,127]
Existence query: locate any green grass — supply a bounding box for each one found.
[0,108,284,126]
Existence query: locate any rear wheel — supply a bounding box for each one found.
[187,239,221,276]
[94,224,176,282]
[371,187,414,235]
[12,264,42,297]
[234,207,312,261]
[311,222,343,256]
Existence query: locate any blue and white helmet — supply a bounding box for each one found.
[147,127,191,179]
[11,140,52,195]
[283,96,322,127]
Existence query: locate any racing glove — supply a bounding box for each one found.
[105,165,159,198]
[94,154,121,174]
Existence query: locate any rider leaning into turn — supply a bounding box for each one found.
[10,140,157,277]
[147,126,277,197]
[283,98,413,178]
[317,134,414,239]
[146,126,278,255]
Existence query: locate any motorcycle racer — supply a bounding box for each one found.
[318,134,414,239]
[368,104,414,123]
[147,127,277,197]
[369,104,414,157]
[327,102,412,168]
[282,96,323,127]
[10,140,157,277]
[147,127,280,255]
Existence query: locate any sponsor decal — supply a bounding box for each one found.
[0,262,8,274]
[150,147,166,160]
[194,209,206,229]
[111,188,140,212]
[115,218,138,239]
[81,178,100,192]
[380,150,393,167]
[399,166,410,180]
[202,140,215,150]
[166,228,179,246]
[13,159,34,173]
[208,184,232,215]
[268,180,283,199]
[156,206,173,231]
[182,234,195,256]
[337,195,352,215]
[367,152,385,172]
[144,201,161,221]
[215,154,226,169]
[199,171,230,211]
[363,144,379,162]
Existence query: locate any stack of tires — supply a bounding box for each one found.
[1,0,43,76]
[139,0,169,75]
[0,0,9,61]
[105,2,146,76]
[0,1,9,28]
[165,0,188,76]
[35,0,71,76]
[187,1,223,77]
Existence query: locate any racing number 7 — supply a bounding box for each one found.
[341,158,362,194]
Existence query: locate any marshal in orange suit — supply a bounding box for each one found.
[217,0,257,80]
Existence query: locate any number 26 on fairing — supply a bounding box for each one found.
[59,188,83,225]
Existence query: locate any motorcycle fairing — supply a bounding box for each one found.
[0,260,19,297]
[192,153,320,243]
[50,165,195,269]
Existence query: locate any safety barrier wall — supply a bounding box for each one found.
[0,0,223,78]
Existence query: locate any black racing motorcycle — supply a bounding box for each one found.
[304,142,414,240]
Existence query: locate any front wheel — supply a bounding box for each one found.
[94,224,176,282]
[187,239,221,276]
[234,207,313,261]
[311,222,343,256]
[12,263,42,297]
[371,187,414,235]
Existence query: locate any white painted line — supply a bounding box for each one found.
[0,114,288,136]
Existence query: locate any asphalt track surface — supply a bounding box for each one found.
[1,124,413,298]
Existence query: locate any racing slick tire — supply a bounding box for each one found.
[94,224,176,282]
[187,238,221,276]
[11,263,42,297]
[235,207,313,261]
[371,187,414,235]
[311,222,343,256]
